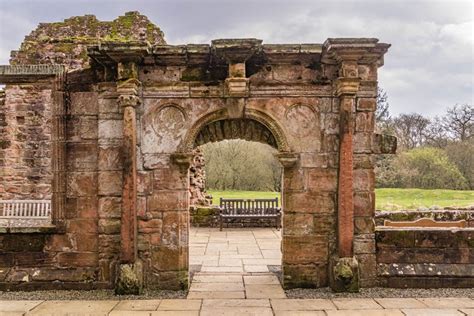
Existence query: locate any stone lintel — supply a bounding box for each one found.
[0,64,65,83]
[211,38,263,63]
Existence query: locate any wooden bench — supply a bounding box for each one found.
[219,198,281,231]
[0,200,51,219]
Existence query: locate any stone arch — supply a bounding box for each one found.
[181,108,290,152]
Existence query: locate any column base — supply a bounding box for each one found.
[329,256,360,292]
[115,260,143,295]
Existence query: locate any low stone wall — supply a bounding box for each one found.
[376,227,474,288]
[190,206,279,228]
[375,209,474,227]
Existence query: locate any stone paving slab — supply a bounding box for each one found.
[187,291,246,299]
[25,300,118,315]
[201,299,270,308]
[157,299,201,310]
[1,298,473,315]
[326,309,404,316]
[245,284,286,299]
[418,297,474,308]
[243,275,280,285]
[401,308,464,316]
[0,301,43,312]
[331,298,383,310]
[271,298,336,310]
[374,298,428,309]
[113,299,161,311]
[200,307,273,316]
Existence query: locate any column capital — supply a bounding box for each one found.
[275,152,299,168]
[335,77,361,97]
[118,94,141,108]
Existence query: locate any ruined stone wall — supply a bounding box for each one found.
[189,148,212,207]
[10,11,165,69]
[0,82,53,200]
[376,228,474,288]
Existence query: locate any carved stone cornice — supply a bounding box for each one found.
[321,38,390,66]
[211,38,263,64]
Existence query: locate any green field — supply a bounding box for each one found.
[208,189,474,210]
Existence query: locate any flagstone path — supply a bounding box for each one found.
[1,228,473,315]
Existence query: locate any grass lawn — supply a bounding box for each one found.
[208,188,474,210]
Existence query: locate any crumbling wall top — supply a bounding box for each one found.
[10,11,166,69]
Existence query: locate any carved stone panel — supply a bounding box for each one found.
[142,104,187,154]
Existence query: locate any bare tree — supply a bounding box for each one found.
[393,113,430,150]
[375,87,393,134]
[443,104,473,141]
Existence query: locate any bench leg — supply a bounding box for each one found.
[220,217,223,231]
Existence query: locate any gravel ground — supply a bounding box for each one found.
[286,287,474,299]
[0,289,186,300]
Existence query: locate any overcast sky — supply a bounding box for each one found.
[0,0,472,116]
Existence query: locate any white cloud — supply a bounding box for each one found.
[0,0,472,116]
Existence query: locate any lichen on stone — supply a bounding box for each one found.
[10,11,166,69]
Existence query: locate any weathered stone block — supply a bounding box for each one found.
[283,263,327,289]
[284,213,314,235]
[98,119,122,140]
[98,219,121,235]
[147,191,188,212]
[357,98,376,111]
[67,172,97,197]
[284,192,335,213]
[98,171,122,196]
[98,197,122,219]
[115,261,143,295]
[69,92,98,115]
[354,191,375,217]
[153,168,188,190]
[98,143,122,171]
[354,216,375,234]
[57,252,98,267]
[68,219,98,234]
[329,256,360,292]
[283,235,328,264]
[306,168,337,192]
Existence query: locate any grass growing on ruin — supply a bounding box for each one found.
[208,189,474,210]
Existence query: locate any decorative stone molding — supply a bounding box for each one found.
[118,94,141,108]
[275,152,299,168]
[0,64,66,83]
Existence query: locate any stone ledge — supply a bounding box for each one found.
[0,64,65,83]
[0,226,57,234]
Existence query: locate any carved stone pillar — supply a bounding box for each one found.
[115,68,142,295]
[117,78,141,264]
[336,76,360,258]
[332,61,361,293]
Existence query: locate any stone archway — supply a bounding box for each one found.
[179,108,303,289]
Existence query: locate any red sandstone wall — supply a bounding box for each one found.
[0,83,53,200]
[376,228,474,288]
